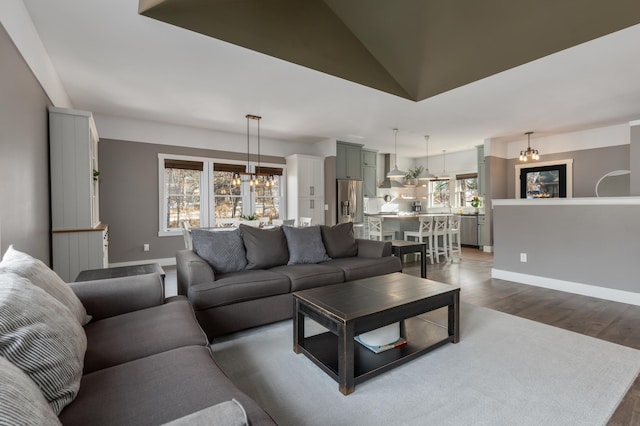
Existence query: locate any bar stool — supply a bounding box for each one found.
[403,216,434,264]
[432,215,449,263]
[447,215,462,261]
[368,217,394,241]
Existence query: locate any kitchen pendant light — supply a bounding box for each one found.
[386,128,406,178]
[438,150,451,179]
[418,134,436,180]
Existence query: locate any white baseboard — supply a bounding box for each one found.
[491,269,640,307]
[109,257,176,268]
[483,245,493,253]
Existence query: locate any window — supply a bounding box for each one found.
[163,159,203,229]
[158,154,285,235]
[429,179,451,207]
[213,163,244,219]
[455,173,478,207]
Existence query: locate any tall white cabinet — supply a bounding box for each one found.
[286,154,325,226]
[49,107,108,282]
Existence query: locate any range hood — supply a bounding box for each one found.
[379,154,405,188]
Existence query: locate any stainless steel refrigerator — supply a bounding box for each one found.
[337,179,363,225]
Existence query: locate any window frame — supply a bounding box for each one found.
[158,153,286,236]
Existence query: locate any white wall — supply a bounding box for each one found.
[94,113,322,158]
[413,149,477,178]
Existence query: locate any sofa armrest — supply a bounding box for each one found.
[69,273,164,321]
[356,239,392,258]
[177,249,215,296]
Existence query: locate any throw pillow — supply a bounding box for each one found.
[320,222,358,258]
[0,272,87,415]
[239,224,289,270]
[282,225,330,265]
[0,245,90,325]
[0,355,62,426]
[192,228,247,274]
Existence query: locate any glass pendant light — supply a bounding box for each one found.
[386,128,407,178]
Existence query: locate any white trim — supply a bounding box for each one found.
[629,120,640,127]
[491,269,640,306]
[482,245,493,253]
[109,257,176,268]
[492,197,640,207]
[514,159,573,199]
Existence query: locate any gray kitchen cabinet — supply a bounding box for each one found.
[477,214,485,247]
[336,141,363,180]
[460,215,479,246]
[362,149,377,198]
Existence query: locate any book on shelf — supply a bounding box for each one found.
[354,336,407,354]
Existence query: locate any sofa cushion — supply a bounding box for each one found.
[239,224,289,269]
[162,399,248,426]
[320,222,358,259]
[188,270,290,310]
[270,264,344,292]
[282,225,330,265]
[83,299,208,374]
[192,228,247,274]
[0,245,90,325]
[0,272,86,415]
[0,355,63,426]
[321,256,402,281]
[59,346,275,426]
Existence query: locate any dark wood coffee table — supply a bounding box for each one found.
[293,272,460,395]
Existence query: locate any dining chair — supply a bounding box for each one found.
[447,215,462,261]
[368,217,394,241]
[432,215,449,263]
[216,218,240,228]
[259,217,271,227]
[180,220,192,250]
[299,217,312,227]
[403,216,434,264]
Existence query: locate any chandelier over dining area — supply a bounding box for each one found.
[231,114,274,187]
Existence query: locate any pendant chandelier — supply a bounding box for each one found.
[437,150,451,179]
[231,114,274,187]
[386,128,406,178]
[418,134,436,180]
[519,131,540,162]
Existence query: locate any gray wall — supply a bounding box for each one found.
[0,25,51,263]
[493,203,640,293]
[99,139,286,263]
[505,145,629,198]
[484,156,507,246]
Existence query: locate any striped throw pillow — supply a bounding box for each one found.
[0,273,87,415]
[0,355,62,426]
[0,245,91,325]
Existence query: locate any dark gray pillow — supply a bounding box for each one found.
[239,225,289,270]
[282,225,331,265]
[192,228,247,274]
[320,222,358,258]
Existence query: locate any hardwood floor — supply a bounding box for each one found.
[402,247,640,426]
[165,247,639,424]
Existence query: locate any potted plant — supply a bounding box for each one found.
[404,166,424,187]
[471,196,482,213]
[241,213,260,221]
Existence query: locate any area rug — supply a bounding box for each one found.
[210,303,640,426]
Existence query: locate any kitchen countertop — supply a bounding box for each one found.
[366,212,484,218]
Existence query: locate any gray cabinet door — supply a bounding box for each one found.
[460,216,478,246]
[363,166,377,197]
[336,142,363,179]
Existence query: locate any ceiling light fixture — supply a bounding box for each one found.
[232,114,273,186]
[438,150,451,179]
[386,128,406,179]
[418,135,436,180]
[519,131,540,162]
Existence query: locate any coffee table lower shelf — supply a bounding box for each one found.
[297,316,451,387]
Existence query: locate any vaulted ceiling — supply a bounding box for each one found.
[140,0,640,101]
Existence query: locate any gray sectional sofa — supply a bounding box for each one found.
[0,246,275,426]
[177,222,403,337]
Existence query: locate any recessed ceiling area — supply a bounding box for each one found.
[139,0,640,102]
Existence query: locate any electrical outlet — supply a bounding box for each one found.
[324,204,329,211]
[520,253,527,262]
[143,244,150,252]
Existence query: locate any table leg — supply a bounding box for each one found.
[420,244,427,278]
[337,321,355,395]
[293,300,305,354]
[448,291,460,343]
